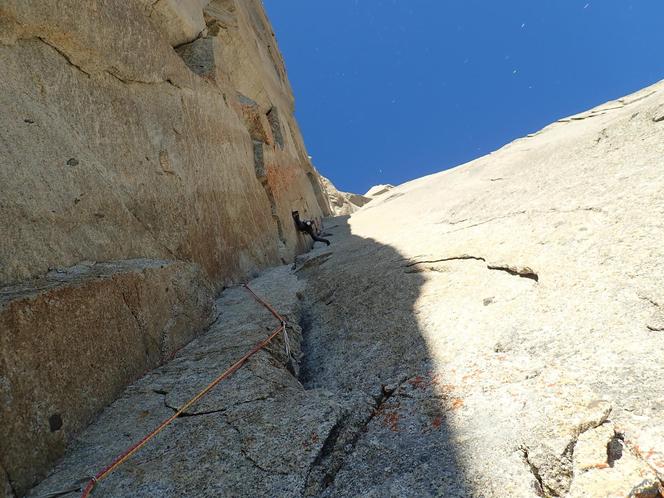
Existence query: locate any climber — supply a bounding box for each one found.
[292,210,330,246]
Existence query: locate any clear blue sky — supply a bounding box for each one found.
[263,1,664,194]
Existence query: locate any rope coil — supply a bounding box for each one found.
[79,284,287,497]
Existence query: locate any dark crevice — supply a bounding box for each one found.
[120,292,145,334]
[266,107,285,149]
[607,433,624,468]
[37,36,181,88]
[241,448,290,476]
[298,301,411,495]
[172,29,208,52]
[403,255,486,267]
[640,296,661,308]
[37,37,92,77]
[302,383,404,496]
[224,422,291,476]
[520,447,545,497]
[162,394,272,418]
[5,473,17,498]
[297,310,314,387]
[302,414,350,495]
[403,256,539,282]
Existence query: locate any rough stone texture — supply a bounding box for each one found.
[297,81,664,496]
[7,10,664,495]
[142,0,209,47]
[320,176,371,216]
[0,0,329,288]
[28,266,347,498]
[0,259,214,495]
[24,82,664,497]
[1,464,13,498]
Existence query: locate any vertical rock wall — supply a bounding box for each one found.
[0,1,331,494]
[0,0,330,289]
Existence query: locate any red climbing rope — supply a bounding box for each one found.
[80,284,286,497]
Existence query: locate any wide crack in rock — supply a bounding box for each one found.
[302,382,405,496]
[27,265,349,497]
[403,254,539,281]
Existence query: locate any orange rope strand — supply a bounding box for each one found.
[80,284,286,497]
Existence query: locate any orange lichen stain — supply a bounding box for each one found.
[302,431,320,450]
[642,447,655,460]
[431,416,443,429]
[588,463,610,470]
[426,371,443,385]
[449,398,464,410]
[266,163,299,193]
[383,411,400,432]
[408,376,428,390]
[461,369,481,383]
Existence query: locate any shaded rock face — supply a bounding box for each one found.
[0,1,332,494]
[0,0,330,289]
[0,260,214,496]
[319,176,371,216]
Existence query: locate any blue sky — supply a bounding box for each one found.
[263,1,664,194]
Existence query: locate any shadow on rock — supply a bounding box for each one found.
[297,215,472,497]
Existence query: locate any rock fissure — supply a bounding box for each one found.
[521,447,546,497]
[404,255,539,281]
[36,37,91,76]
[120,291,146,336]
[37,36,180,88]
[437,206,604,233]
[642,296,661,307]
[163,396,272,418]
[403,255,486,267]
[302,382,405,496]
[607,432,624,467]
[224,421,292,477]
[487,264,539,282]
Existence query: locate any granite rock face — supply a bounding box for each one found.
[5,2,664,496]
[0,0,329,289]
[0,260,214,496]
[319,81,664,496]
[0,1,331,495]
[28,266,347,498]
[24,81,664,497]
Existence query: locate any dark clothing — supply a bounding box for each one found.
[292,212,330,246]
